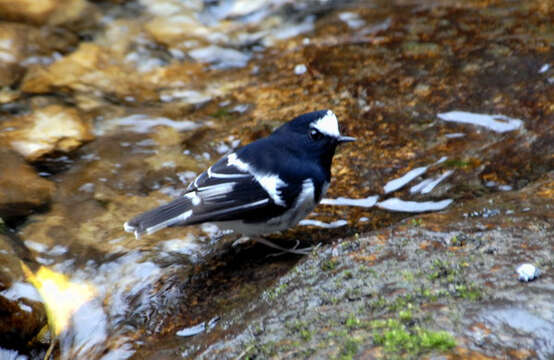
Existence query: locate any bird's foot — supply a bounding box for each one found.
[232,236,251,247]
[255,238,316,256]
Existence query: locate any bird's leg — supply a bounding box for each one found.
[255,237,314,256]
[232,236,251,247]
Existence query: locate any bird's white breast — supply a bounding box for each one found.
[216,178,318,236]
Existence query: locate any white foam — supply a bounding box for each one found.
[298,219,347,228]
[294,64,307,75]
[159,89,212,104]
[538,64,550,73]
[114,114,199,134]
[24,240,48,253]
[384,166,428,194]
[19,303,33,312]
[271,16,315,41]
[338,12,365,29]
[438,111,523,133]
[320,195,379,208]
[161,238,200,256]
[0,282,42,302]
[445,133,465,138]
[176,316,218,337]
[377,198,453,212]
[189,46,251,69]
[0,347,27,360]
[176,323,206,337]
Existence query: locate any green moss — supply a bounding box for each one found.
[410,218,423,227]
[371,319,455,356]
[442,158,471,168]
[345,313,361,329]
[288,320,312,342]
[322,258,339,271]
[449,235,463,246]
[343,270,353,279]
[398,309,413,322]
[454,283,482,300]
[266,281,289,300]
[401,270,415,282]
[337,338,360,360]
[428,258,453,280]
[426,259,483,300]
[211,108,232,118]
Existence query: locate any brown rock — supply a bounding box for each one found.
[21,43,158,102]
[0,149,55,217]
[402,41,441,58]
[0,234,47,347]
[0,105,94,161]
[145,15,212,46]
[0,23,28,87]
[0,0,97,27]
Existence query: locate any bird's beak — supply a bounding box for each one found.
[337,135,356,144]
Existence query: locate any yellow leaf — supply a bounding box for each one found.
[21,262,97,336]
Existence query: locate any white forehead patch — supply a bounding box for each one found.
[311,110,340,137]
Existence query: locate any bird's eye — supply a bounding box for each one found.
[309,129,323,141]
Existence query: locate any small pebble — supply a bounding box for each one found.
[294,64,307,75]
[516,263,541,282]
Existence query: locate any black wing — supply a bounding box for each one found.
[124,153,298,238]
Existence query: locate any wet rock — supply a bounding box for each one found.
[0,87,21,104]
[21,43,158,102]
[189,46,251,69]
[0,235,47,348]
[171,173,553,360]
[401,41,442,58]
[0,23,28,87]
[0,105,94,161]
[0,149,55,218]
[0,0,97,27]
[145,14,211,47]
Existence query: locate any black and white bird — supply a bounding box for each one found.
[124,110,355,253]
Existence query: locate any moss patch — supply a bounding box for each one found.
[371,318,455,356]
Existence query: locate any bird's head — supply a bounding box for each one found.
[274,110,355,168]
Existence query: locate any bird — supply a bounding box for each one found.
[123,109,355,254]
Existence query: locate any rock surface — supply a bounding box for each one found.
[0,23,28,87]
[0,150,55,217]
[0,105,94,161]
[0,0,96,27]
[0,234,47,348]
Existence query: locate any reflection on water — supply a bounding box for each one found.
[438,111,524,133]
[98,114,200,135]
[176,316,219,338]
[298,219,347,229]
[376,198,453,212]
[320,195,379,208]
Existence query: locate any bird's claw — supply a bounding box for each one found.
[255,238,317,256]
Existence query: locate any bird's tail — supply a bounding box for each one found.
[124,196,194,239]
